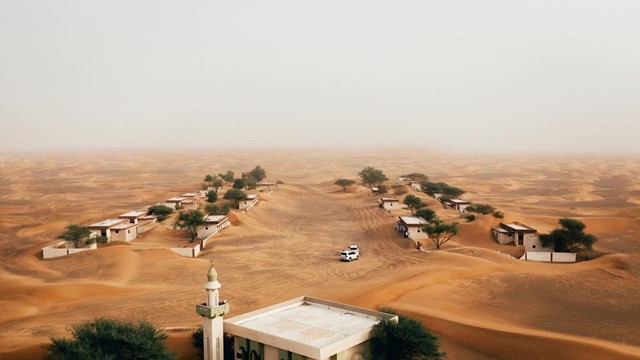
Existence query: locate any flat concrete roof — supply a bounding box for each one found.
[182,192,198,197]
[112,223,137,230]
[88,219,127,229]
[493,227,510,233]
[225,296,397,359]
[166,197,185,202]
[399,216,428,226]
[380,197,399,202]
[119,210,147,218]
[502,222,536,232]
[246,194,258,200]
[448,198,470,204]
[204,215,228,223]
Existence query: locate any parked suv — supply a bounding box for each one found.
[340,245,360,261]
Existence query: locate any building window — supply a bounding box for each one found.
[532,245,536,248]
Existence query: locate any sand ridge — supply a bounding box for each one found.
[0,150,639,359]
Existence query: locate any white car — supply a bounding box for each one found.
[340,245,360,261]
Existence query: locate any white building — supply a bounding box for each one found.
[409,181,422,191]
[165,197,186,209]
[396,216,429,243]
[87,218,128,240]
[181,199,200,210]
[197,215,231,239]
[137,215,158,234]
[110,222,138,242]
[225,297,398,360]
[118,210,148,224]
[492,222,553,252]
[238,194,259,210]
[196,264,229,360]
[441,198,471,213]
[378,197,401,211]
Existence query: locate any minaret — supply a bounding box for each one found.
[196,261,229,360]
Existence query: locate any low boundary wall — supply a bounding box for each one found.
[523,251,576,263]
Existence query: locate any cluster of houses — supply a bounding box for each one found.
[42,185,267,259]
[378,178,576,262]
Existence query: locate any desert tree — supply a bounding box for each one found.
[402,173,429,181]
[244,177,258,190]
[422,181,465,198]
[540,218,597,253]
[211,177,224,192]
[173,210,206,242]
[423,218,459,250]
[415,208,437,223]
[335,179,356,192]
[232,178,246,189]
[465,204,495,215]
[367,308,444,360]
[205,190,218,203]
[223,189,247,208]
[44,317,176,360]
[205,203,231,216]
[219,171,235,183]
[147,205,174,222]
[248,165,267,182]
[358,166,389,188]
[403,194,425,215]
[203,174,213,183]
[58,225,92,248]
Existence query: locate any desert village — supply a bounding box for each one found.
[1,152,640,360]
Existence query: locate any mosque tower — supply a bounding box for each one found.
[196,261,229,360]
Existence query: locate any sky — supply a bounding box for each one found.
[1,1,639,154]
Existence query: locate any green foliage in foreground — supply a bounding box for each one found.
[148,205,174,222]
[367,308,445,360]
[540,218,597,253]
[45,318,176,360]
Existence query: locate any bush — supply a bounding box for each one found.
[493,211,504,219]
[148,205,174,221]
[392,184,408,195]
[45,318,176,360]
[376,184,388,194]
[95,236,109,245]
[465,214,476,222]
[276,180,284,185]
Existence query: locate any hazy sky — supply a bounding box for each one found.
[1,1,639,154]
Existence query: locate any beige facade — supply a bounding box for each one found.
[396,216,429,243]
[197,215,230,239]
[378,197,401,211]
[87,218,128,240]
[110,223,137,242]
[239,194,259,210]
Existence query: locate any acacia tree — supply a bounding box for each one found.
[205,190,218,203]
[415,208,437,223]
[465,204,495,215]
[402,173,429,181]
[358,166,388,188]
[233,178,246,189]
[45,317,176,360]
[205,203,231,215]
[173,210,206,242]
[148,205,174,222]
[224,189,247,209]
[367,308,444,360]
[424,218,459,249]
[203,174,213,183]
[219,171,235,183]
[335,179,356,192]
[58,225,92,248]
[211,178,224,192]
[403,194,424,215]
[540,218,597,253]
[248,165,267,182]
[421,181,464,198]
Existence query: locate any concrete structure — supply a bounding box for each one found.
[137,215,158,234]
[522,252,577,263]
[258,182,277,192]
[165,197,186,209]
[492,222,553,252]
[441,198,471,213]
[396,216,429,242]
[224,296,398,360]
[181,199,200,210]
[87,218,128,240]
[42,241,97,259]
[409,181,422,191]
[239,194,259,210]
[118,210,148,224]
[197,215,231,239]
[378,197,401,211]
[196,264,229,360]
[110,222,138,242]
[182,192,199,198]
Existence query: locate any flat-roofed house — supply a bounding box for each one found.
[258,182,277,192]
[137,215,157,234]
[239,194,259,210]
[441,198,471,213]
[493,222,552,252]
[165,197,186,209]
[224,296,398,360]
[87,219,128,240]
[181,199,200,210]
[197,215,231,239]
[396,216,429,242]
[110,222,138,241]
[378,197,400,211]
[118,210,148,224]
[409,181,422,191]
[182,192,199,198]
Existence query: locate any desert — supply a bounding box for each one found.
[0,148,639,359]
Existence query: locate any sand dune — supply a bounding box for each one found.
[1,150,639,359]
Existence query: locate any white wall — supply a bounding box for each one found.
[111,227,137,241]
[170,246,200,258]
[523,252,577,263]
[42,241,97,259]
[407,226,429,241]
[382,201,399,210]
[524,235,553,252]
[239,198,258,210]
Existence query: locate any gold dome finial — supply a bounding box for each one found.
[207,259,217,282]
